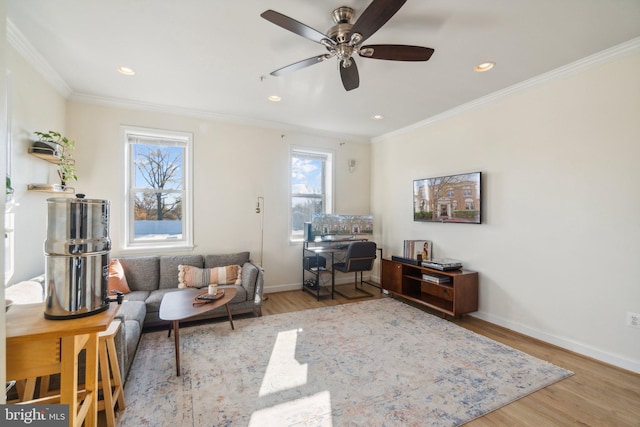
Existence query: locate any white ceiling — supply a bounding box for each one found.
[7,0,640,140]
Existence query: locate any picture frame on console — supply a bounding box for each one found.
[413,172,482,224]
[404,240,433,262]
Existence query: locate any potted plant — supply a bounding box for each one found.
[6,174,14,202]
[34,131,78,186]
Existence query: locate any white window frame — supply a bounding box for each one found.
[122,126,193,251]
[289,146,334,242]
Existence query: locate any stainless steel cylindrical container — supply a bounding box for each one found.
[44,195,111,319]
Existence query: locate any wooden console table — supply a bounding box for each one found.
[382,258,478,318]
[5,302,119,427]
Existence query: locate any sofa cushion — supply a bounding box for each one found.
[113,300,146,378]
[241,263,260,301]
[222,285,247,303]
[204,252,250,268]
[119,257,160,292]
[108,259,131,294]
[123,290,150,303]
[159,255,203,289]
[115,300,147,329]
[122,319,141,378]
[145,288,184,314]
[178,264,242,288]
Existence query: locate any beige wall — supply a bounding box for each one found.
[64,102,371,291]
[7,46,67,283]
[371,48,640,372]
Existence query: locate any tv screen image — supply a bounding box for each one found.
[413,172,481,224]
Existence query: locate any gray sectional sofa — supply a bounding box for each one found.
[6,251,264,386]
[114,251,264,378]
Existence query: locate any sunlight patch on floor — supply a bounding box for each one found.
[249,390,333,427]
[259,328,308,396]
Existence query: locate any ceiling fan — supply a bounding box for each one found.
[261,0,434,91]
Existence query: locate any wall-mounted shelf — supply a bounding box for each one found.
[28,143,75,194]
[28,184,75,194]
[28,146,62,164]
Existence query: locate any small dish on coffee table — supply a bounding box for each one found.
[195,289,225,302]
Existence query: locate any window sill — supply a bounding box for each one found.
[120,243,195,255]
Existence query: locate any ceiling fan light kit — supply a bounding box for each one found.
[261,0,434,91]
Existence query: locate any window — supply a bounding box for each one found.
[123,126,193,250]
[290,147,333,241]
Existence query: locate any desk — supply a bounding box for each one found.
[302,238,371,301]
[6,302,119,427]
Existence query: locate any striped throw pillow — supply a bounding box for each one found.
[178,264,242,288]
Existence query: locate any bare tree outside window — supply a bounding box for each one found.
[134,145,183,222]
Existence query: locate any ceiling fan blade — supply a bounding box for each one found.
[339,60,360,91]
[261,10,333,45]
[359,45,435,61]
[349,0,407,44]
[270,54,330,77]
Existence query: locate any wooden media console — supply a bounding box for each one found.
[381,258,478,318]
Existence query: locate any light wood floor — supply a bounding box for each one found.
[263,286,640,426]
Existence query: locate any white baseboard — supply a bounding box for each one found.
[471,310,640,374]
[264,274,381,295]
[264,282,303,294]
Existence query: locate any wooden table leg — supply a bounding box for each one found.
[60,335,79,427]
[173,320,181,376]
[99,336,115,427]
[61,333,98,427]
[84,333,99,427]
[225,303,235,330]
[23,378,37,401]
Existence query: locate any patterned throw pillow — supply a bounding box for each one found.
[108,258,131,294]
[178,264,242,288]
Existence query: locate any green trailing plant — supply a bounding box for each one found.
[6,174,14,196]
[34,131,78,184]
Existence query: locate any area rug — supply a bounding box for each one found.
[118,298,572,427]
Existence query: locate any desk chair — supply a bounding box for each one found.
[333,241,377,299]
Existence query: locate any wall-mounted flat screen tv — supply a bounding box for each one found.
[413,172,481,224]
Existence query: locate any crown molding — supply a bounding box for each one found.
[6,18,72,98]
[372,37,640,144]
[69,92,369,143]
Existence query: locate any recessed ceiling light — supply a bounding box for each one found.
[117,66,136,76]
[474,62,495,72]
[372,114,384,120]
[268,95,282,102]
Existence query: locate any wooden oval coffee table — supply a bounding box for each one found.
[159,287,237,376]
